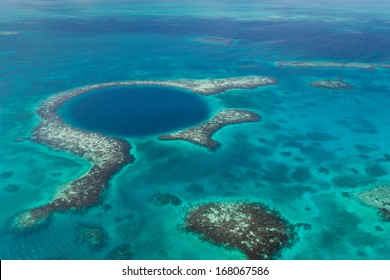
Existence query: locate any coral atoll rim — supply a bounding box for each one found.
[11,76,277,232]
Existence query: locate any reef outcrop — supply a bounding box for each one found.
[356,184,390,221]
[310,78,356,90]
[11,76,276,232]
[152,193,182,206]
[74,223,109,250]
[185,202,295,259]
[159,109,261,150]
[277,61,390,70]
[105,244,133,260]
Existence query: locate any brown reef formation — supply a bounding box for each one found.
[277,61,390,70]
[185,202,295,260]
[356,184,390,221]
[159,109,261,150]
[10,76,277,232]
[74,223,109,250]
[310,78,356,90]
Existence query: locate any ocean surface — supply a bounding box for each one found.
[1,0,390,259]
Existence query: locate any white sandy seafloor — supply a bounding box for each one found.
[0,0,390,259]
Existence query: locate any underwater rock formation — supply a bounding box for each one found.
[11,76,276,232]
[159,109,261,150]
[356,184,390,221]
[152,193,182,206]
[74,223,109,250]
[105,244,133,260]
[310,79,356,90]
[2,184,20,193]
[0,171,14,179]
[185,202,295,259]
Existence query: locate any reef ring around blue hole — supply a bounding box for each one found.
[59,86,211,137]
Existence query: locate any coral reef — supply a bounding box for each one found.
[332,175,374,188]
[11,76,276,232]
[310,79,356,90]
[185,202,295,259]
[364,164,388,177]
[0,171,14,179]
[105,244,133,260]
[337,117,377,134]
[318,167,330,175]
[159,110,261,150]
[277,61,390,70]
[152,193,182,206]
[2,184,20,193]
[356,184,390,221]
[74,223,109,250]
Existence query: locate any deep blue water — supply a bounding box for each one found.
[59,87,210,137]
[1,0,390,260]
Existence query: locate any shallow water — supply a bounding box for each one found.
[1,0,390,260]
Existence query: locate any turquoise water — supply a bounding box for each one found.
[59,86,210,137]
[1,0,390,259]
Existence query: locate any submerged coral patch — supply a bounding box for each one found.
[0,171,14,179]
[364,164,388,178]
[337,117,377,134]
[2,184,20,193]
[152,193,182,206]
[185,202,295,259]
[74,223,109,250]
[332,175,374,188]
[105,244,133,260]
[310,79,356,90]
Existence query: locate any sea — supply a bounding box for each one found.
[0,0,390,260]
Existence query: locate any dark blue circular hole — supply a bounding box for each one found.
[59,86,210,137]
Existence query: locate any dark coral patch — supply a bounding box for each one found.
[294,223,312,231]
[337,117,377,134]
[152,193,182,206]
[354,144,379,153]
[332,175,374,188]
[74,224,109,250]
[0,171,14,179]
[318,167,330,175]
[185,202,295,260]
[364,164,388,177]
[379,208,390,222]
[105,244,133,260]
[290,166,311,183]
[2,184,20,193]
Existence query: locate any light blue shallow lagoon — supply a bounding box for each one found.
[1,0,390,259]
